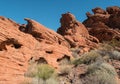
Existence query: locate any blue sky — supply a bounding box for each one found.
[0,0,120,31]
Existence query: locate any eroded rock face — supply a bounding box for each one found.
[57,12,98,49]
[106,6,120,14]
[24,18,70,47]
[0,16,72,84]
[83,6,120,42]
[92,7,107,14]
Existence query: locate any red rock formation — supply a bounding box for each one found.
[24,18,70,47]
[1,7,120,84]
[87,22,120,42]
[106,6,120,14]
[92,7,107,14]
[83,6,120,42]
[0,16,72,84]
[108,6,120,29]
[57,12,98,50]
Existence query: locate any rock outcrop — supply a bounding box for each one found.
[83,6,120,42]
[24,18,70,47]
[2,7,120,84]
[0,16,72,84]
[57,12,99,50]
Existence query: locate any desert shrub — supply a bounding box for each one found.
[57,55,71,65]
[59,65,72,76]
[109,50,120,60]
[96,49,110,57]
[31,77,58,84]
[95,42,120,60]
[96,43,114,56]
[46,78,59,84]
[109,39,120,47]
[21,81,32,84]
[20,79,32,84]
[35,64,54,80]
[87,62,117,76]
[25,64,55,84]
[97,49,120,60]
[82,73,117,84]
[32,78,44,84]
[71,48,81,58]
[81,62,117,84]
[24,63,37,78]
[72,50,102,65]
[99,43,113,51]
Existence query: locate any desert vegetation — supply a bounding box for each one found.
[24,41,120,84]
[24,64,58,84]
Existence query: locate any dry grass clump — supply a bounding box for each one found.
[34,64,54,81]
[95,43,120,61]
[109,39,120,47]
[46,78,59,84]
[109,50,120,60]
[81,62,118,84]
[71,48,81,58]
[59,65,72,76]
[20,78,32,84]
[24,64,57,84]
[24,63,38,78]
[72,50,102,65]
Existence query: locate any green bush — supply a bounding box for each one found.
[97,49,120,60]
[109,50,120,60]
[87,62,117,76]
[81,62,117,84]
[25,64,55,84]
[72,50,102,65]
[35,64,54,81]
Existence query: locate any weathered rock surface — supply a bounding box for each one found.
[57,12,99,50]
[24,18,70,47]
[0,16,72,84]
[1,6,120,84]
[83,6,120,42]
[87,22,120,42]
